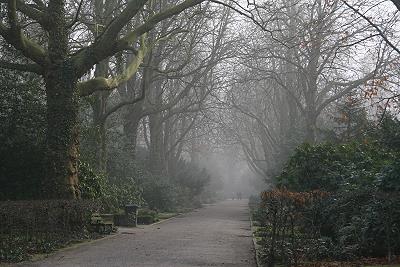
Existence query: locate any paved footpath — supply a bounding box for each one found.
[22,200,256,267]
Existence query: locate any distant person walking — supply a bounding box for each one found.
[237,192,242,200]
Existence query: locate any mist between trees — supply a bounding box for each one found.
[0,0,399,208]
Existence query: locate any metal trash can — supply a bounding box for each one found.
[124,204,139,226]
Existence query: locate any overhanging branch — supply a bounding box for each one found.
[116,0,205,50]
[0,60,43,74]
[0,0,48,27]
[342,0,400,55]
[0,21,48,66]
[78,35,148,97]
[73,0,206,75]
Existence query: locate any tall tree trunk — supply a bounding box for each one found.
[94,119,107,172]
[89,0,112,173]
[304,111,317,143]
[44,67,80,199]
[43,0,80,199]
[146,48,166,174]
[120,53,144,162]
[148,81,165,174]
[149,112,165,174]
[190,136,200,164]
[123,109,142,160]
[91,60,109,173]
[303,6,322,144]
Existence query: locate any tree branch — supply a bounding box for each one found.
[67,0,84,28]
[102,61,151,120]
[0,60,43,74]
[116,0,204,49]
[78,35,148,97]
[342,0,400,55]
[390,0,400,11]
[73,0,206,75]
[316,71,377,114]
[0,20,48,66]
[0,0,48,27]
[72,0,148,75]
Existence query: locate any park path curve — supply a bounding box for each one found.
[22,200,256,267]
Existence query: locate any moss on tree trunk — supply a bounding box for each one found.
[44,63,80,199]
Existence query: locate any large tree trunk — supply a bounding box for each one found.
[148,80,166,174]
[120,55,144,162]
[91,60,110,173]
[43,0,80,199]
[89,0,112,173]
[123,109,142,160]
[146,49,166,174]
[304,10,322,144]
[149,112,165,174]
[304,111,317,144]
[93,118,107,172]
[44,66,80,199]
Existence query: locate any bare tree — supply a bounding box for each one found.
[0,0,206,198]
[143,5,233,175]
[239,0,395,143]
[223,0,398,181]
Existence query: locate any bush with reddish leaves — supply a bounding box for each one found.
[256,189,331,267]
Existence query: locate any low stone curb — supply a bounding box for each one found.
[148,213,182,226]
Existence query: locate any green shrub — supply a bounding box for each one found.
[138,208,157,217]
[0,200,101,234]
[78,161,109,200]
[276,141,393,192]
[257,189,331,266]
[272,116,400,262]
[0,142,45,200]
[137,209,158,224]
[0,200,102,262]
[103,178,143,212]
[137,215,156,225]
[0,71,46,201]
[140,174,177,211]
[78,160,143,212]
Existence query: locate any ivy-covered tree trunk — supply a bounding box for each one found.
[94,118,107,172]
[44,65,80,199]
[43,0,80,199]
[0,0,205,199]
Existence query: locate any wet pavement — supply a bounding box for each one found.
[22,200,256,267]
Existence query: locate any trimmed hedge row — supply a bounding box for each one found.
[0,200,102,262]
[0,200,101,234]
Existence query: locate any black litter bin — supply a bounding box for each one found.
[125,204,139,215]
[124,204,139,226]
